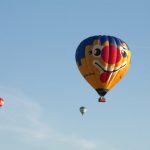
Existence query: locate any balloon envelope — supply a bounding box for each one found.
[80,106,87,115]
[76,35,131,98]
[0,97,4,107]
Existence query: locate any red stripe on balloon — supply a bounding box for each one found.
[101,46,109,63]
[101,45,121,64]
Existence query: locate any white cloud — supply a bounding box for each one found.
[59,136,97,149]
[0,87,51,135]
[0,87,116,150]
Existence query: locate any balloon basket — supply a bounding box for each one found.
[98,97,106,102]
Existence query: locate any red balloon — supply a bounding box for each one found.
[0,98,4,107]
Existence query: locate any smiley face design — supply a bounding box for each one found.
[90,39,129,83]
[76,35,131,96]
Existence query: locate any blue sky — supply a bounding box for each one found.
[0,0,150,149]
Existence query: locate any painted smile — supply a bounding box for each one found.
[93,60,127,73]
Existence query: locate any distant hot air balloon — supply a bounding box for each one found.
[0,97,4,107]
[80,106,87,115]
[75,35,131,102]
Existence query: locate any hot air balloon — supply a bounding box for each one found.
[80,106,87,115]
[0,97,4,107]
[75,35,131,102]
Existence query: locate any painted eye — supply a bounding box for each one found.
[121,50,127,57]
[93,48,101,56]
